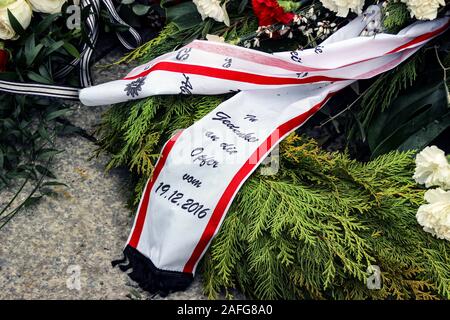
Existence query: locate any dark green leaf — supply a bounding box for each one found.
[132,4,150,16]
[369,81,449,157]
[0,149,4,169]
[23,196,43,208]
[164,2,202,30]
[351,110,366,142]
[27,71,52,84]
[38,126,52,143]
[45,108,71,121]
[7,9,25,36]
[201,19,213,38]
[367,81,446,150]
[62,42,81,59]
[24,34,45,66]
[37,148,62,160]
[238,0,249,14]
[35,13,59,34]
[398,112,450,152]
[41,181,68,188]
[1,118,16,129]
[38,64,52,80]
[36,165,57,179]
[45,40,65,56]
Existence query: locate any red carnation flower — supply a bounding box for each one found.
[0,43,8,72]
[251,0,295,26]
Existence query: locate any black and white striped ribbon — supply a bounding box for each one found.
[0,80,80,100]
[0,0,142,101]
[103,0,142,50]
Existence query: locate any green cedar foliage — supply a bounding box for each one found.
[382,1,412,34]
[202,135,450,300]
[97,94,450,300]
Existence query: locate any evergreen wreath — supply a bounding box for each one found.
[94,0,450,299]
[96,90,450,300]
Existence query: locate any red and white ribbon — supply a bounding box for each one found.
[80,6,449,294]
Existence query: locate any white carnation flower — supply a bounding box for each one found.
[413,146,450,189]
[193,0,230,26]
[401,0,446,20]
[416,188,450,241]
[319,0,365,17]
[28,0,67,14]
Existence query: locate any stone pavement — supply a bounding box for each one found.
[0,52,207,300]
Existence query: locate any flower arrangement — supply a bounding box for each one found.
[414,146,450,241]
[0,0,449,300]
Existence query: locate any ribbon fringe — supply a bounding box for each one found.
[112,245,194,297]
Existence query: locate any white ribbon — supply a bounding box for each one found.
[81,7,449,293]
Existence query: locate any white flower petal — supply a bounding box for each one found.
[413,146,450,189]
[417,188,450,241]
[401,0,444,20]
[193,0,229,25]
[319,0,364,18]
